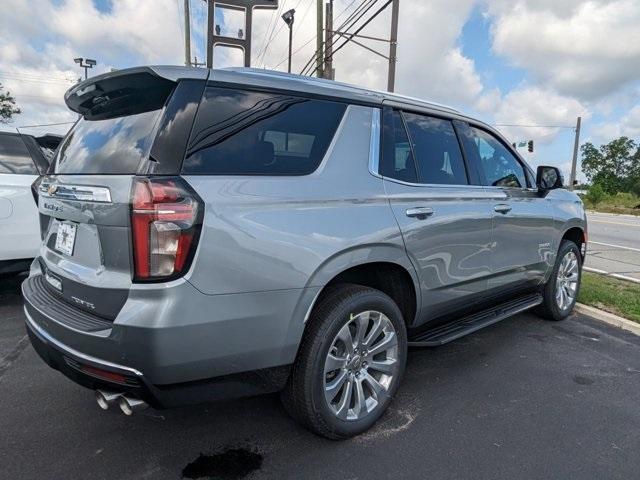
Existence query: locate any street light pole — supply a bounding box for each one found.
[74,58,97,81]
[282,9,296,73]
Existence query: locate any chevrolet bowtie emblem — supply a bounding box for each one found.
[47,185,58,195]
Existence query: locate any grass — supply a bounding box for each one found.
[581,192,640,216]
[578,272,640,323]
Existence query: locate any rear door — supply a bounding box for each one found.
[458,124,555,292]
[380,107,495,324]
[35,69,205,319]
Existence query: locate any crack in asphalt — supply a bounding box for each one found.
[0,334,30,381]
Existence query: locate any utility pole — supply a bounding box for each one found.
[387,0,399,92]
[184,0,191,66]
[569,116,581,191]
[316,0,324,77]
[324,0,334,79]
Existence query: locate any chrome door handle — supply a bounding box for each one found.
[406,207,434,218]
[494,204,512,214]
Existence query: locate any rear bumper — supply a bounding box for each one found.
[22,266,318,407]
[25,306,291,408]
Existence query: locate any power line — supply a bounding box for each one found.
[293,0,315,37]
[255,1,282,64]
[302,0,383,76]
[18,121,76,128]
[13,94,65,100]
[327,0,392,64]
[0,75,75,86]
[273,0,359,70]
[493,123,576,129]
[300,0,378,76]
[259,0,308,68]
[255,0,289,66]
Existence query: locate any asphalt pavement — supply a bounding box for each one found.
[2,273,640,480]
[586,211,640,282]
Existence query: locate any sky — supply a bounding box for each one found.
[1,0,640,182]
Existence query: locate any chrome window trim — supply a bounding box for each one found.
[39,183,112,203]
[368,107,382,178]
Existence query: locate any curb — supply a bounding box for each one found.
[575,303,640,337]
[583,266,640,284]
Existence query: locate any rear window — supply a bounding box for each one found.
[0,134,38,175]
[183,87,347,175]
[53,110,162,174]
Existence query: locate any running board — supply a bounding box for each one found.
[408,293,543,347]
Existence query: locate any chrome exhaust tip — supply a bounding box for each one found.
[118,395,148,416]
[95,390,121,410]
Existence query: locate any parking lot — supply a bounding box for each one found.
[2,272,640,480]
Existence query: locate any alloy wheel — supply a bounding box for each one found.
[556,250,579,310]
[323,310,399,421]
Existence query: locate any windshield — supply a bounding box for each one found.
[53,109,162,175]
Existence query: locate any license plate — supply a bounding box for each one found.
[55,222,77,256]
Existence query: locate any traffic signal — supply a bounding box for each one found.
[527,140,534,153]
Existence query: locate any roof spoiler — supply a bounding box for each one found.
[64,66,209,120]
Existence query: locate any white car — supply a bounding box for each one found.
[0,132,60,274]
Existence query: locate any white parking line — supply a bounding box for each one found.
[584,266,640,284]
[589,241,640,253]
[589,219,640,227]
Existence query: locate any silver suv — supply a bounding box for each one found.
[23,66,587,439]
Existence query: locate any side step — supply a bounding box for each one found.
[408,293,543,347]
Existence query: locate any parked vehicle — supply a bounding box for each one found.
[23,66,587,439]
[0,132,61,274]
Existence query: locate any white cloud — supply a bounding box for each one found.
[0,0,183,132]
[249,0,482,107]
[0,0,636,162]
[490,86,588,145]
[487,0,640,100]
[592,104,640,139]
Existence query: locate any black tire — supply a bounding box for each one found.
[537,240,582,321]
[282,284,407,439]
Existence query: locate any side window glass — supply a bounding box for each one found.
[183,87,346,176]
[381,110,418,183]
[402,112,468,185]
[0,134,38,175]
[468,127,527,188]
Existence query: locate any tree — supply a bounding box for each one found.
[581,137,639,194]
[0,83,21,123]
[585,183,605,208]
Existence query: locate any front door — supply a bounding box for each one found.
[459,124,555,293]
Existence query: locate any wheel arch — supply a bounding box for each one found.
[560,224,586,259]
[303,244,421,328]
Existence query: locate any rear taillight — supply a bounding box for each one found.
[130,176,203,282]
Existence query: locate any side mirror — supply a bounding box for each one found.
[536,166,564,191]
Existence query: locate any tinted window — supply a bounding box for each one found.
[467,127,527,188]
[381,109,418,183]
[0,134,37,175]
[53,110,162,174]
[403,113,467,185]
[183,88,347,175]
